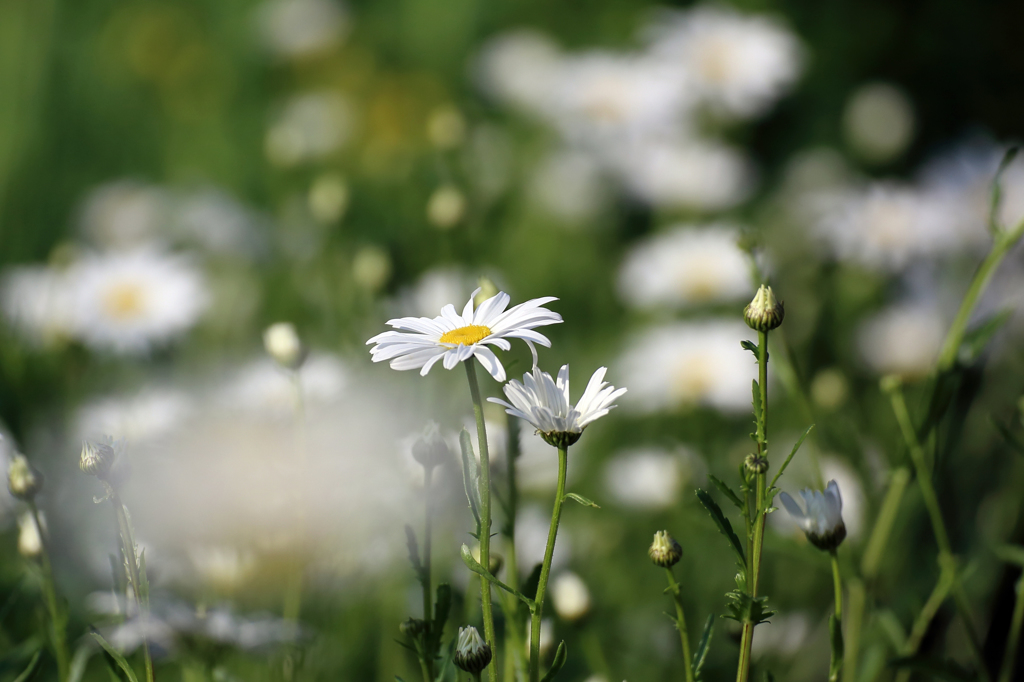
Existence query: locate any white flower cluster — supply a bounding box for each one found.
[478,4,803,215]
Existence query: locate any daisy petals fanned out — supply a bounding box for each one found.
[366,290,561,381]
[489,364,626,447]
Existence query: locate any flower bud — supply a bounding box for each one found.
[80,439,116,478]
[411,422,450,471]
[649,530,682,568]
[18,511,43,558]
[7,454,43,501]
[400,617,427,638]
[744,453,768,475]
[539,430,582,449]
[263,322,307,371]
[454,626,492,674]
[744,285,784,332]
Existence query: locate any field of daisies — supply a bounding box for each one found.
[2,0,1024,681]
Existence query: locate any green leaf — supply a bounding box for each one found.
[459,430,481,530]
[989,146,1020,234]
[993,544,1024,567]
[888,656,973,682]
[564,493,600,509]
[768,424,815,492]
[740,339,758,359]
[692,614,714,680]
[751,380,762,432]
[828,614,844,682]
[90,632,140,682]
[11,650,41,682]
[959,309,1012,364]
[539,641,567,682]
[459,545,535,609]
[723,591,773,625]
[137,548,150,606]
[695,489,746,566]
[708,475,744,513]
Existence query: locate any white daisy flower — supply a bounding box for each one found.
[779,479,846,551]
[617,224,753,309]
[366,290,561,382]
[66,248,208,354]
[0,266,75,346]
[858,303,944,378]
[257,0,349,59]
[488,364,626,447]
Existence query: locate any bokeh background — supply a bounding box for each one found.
[2,0,1024,680]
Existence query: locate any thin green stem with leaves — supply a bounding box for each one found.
[736,329,769,682]
[665,569,695,682]
[108,490,155,682]
[529,445,568,682]
[27,501,69,682]
[465,359,498,682]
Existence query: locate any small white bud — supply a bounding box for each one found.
[454,626,492,674]
[744,284,784,332]
[18,511,43,558]
[263,322,307,370]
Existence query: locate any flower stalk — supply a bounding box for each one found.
[27,500,69,682]
[665,568,695,682]
[829,551,843,682]
[529,444,568,682]
[465,359,498,682]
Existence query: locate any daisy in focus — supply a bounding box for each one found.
[489,364,626,447]
[366,290,561,382]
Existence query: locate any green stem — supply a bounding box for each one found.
[998,573,1024,682]
[465,359,498,682]
[860,468,910,580]
[887,385,990,682]
[109,491,155,682]
[27,501,68,682]
[937,219,1024,372]
[665,569,695,682]
[737,329,770,682]
[893,564,956,682]
[842,579,865,682]
[504,417,527,680]
[529,445,568,682]
[831,552,843,622]
[830,552,843,682]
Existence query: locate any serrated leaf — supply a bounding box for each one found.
[459,430,481,529]
[11,650,41,682]
[692,614,714,680]
[751,380,762,425]
[828,614,844,682]
[696,490,746,566]
[90,633,139,682]
[708,475,744,512]
[723,591,773,625]
[740,340,759,359]
[539,641,567,682]
[959,309,1012,364]
[768,424,815,492]
[564,493,600,508]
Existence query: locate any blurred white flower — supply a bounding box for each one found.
[644,4,803,119]
[257,0,349,59]
[489,365,626,445]
[187,546,257,593]
[265,91,353,166]
[617,321,756,414]
[813,182,967,270]
[530,149,609,224]
[75,387,192,445]
[549,52,692,146]
[217,354,347,417]
[66,249,208,354]
[18,511,43,557]
[77,181,169,249]
[172,188,263,256]
[779,480,846,551]
[351,245,392,292]
[858,303,944,378]
[426,185,467,229]
[751,611,810,659]
[603,447,685,510]
[551,572,591,621]
[477,30,563,115]
[0,266,75,345]
[308,173,350,224]
[843,83,915,163]
[367,291,562,383]
[263,322,306,370]
[612,138,755,211]
[618,224,752,309]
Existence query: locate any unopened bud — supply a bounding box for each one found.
[400,617,426,638]
[454,626,492,674]
[744,454,768,475]
[7,454,42,501]
[80,439,116,478]
[412,422,450,471]
[649,530,682,568]
[744,285,784,332]
[263,322,307,371]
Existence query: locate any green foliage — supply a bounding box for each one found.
[695,489,746,567]
[692,615,715,681]
[11,650,41,682]
[539,641,567,682]
[563,492,600,508]
[722,591,773,626]
[90,633,139,682]
[828,614,844,682]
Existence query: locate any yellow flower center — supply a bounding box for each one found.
[439,324,491,346]
[102,282,146,320]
